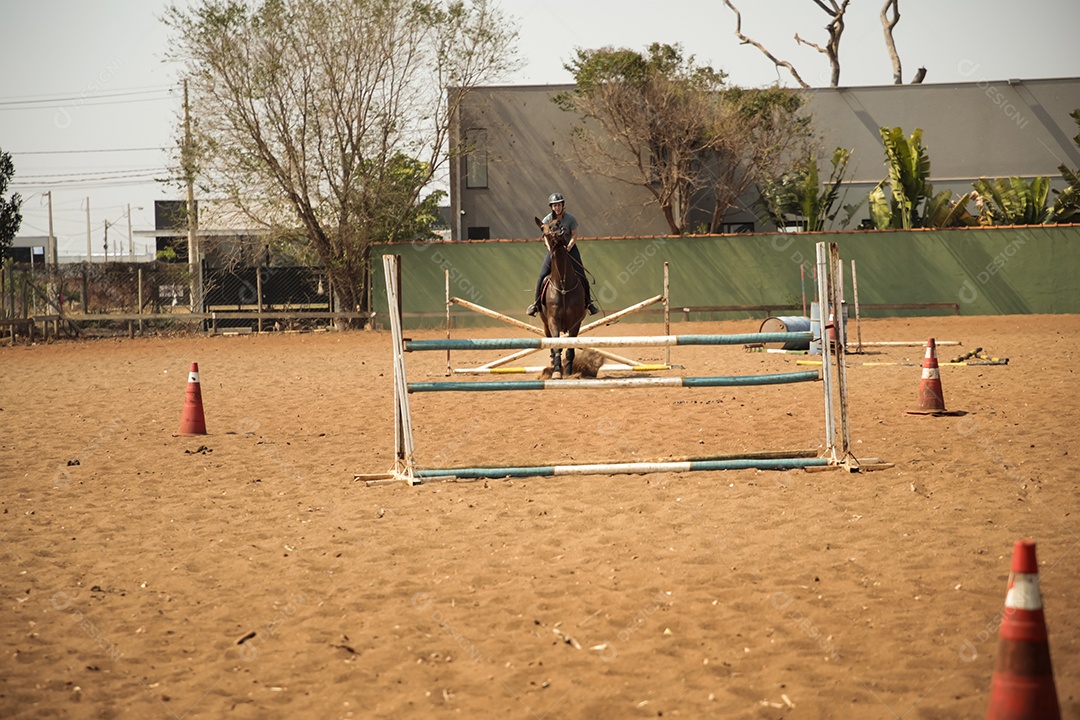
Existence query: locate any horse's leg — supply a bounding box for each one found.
[565,313,583,377]
[564,326,579,376]
[550,348,562,379]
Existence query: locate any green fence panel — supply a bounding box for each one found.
[371,225,1080,329]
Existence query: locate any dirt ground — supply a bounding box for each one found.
[1,314,1077,719]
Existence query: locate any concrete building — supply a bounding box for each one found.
[448,76,1080,240]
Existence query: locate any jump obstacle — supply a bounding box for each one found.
[361,242,859,485]
[444,264,674,375]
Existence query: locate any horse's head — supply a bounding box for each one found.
[534,216,569,252]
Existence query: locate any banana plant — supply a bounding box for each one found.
[756,148,853,231]
[972,176,1052,225]
[1050,108,1080,223]
[925,190,977,228]
[869,126,933,229]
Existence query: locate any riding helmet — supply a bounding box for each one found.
[548,192,565,206]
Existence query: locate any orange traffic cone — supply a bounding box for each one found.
[176,362,207,436]
[907,338,958,415]
[985,540,1060,719]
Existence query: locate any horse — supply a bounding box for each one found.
[534,215,587,379]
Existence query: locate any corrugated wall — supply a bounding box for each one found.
[371,225,1080,329]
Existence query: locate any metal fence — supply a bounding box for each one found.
[0,260,361,342]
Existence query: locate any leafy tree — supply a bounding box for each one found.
[756,148,853,231]
[556,44,808,235]
[709,86,812,231]
[0,148,22,256]
[164,0,517,321]
[555,44,725,235]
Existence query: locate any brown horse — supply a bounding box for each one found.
[534,216,587,378]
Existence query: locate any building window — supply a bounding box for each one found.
[719,222,755,234]
[467,226,490,240]
[465,128,488,188]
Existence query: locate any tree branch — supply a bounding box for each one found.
[794,34,827,55]
[820,0,850,87]
[723,0,809,88]
[881,0,902,84]
[796,0,849,86]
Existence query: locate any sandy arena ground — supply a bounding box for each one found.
[1,314,1077,719]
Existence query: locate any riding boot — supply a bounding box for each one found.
[528,272,547,316]
[583,279,599,315]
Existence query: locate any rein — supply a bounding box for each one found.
[546,231,582,296]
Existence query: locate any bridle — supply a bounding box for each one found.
[543,221,582,295]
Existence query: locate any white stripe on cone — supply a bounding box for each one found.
[921,368,940,379]
[188,371,200,383]
[1005,573,1043,611]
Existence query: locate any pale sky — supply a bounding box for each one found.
[2,0,1078,257]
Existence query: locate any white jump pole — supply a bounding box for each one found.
[664,262,671,367]
[815,242,837,462]
[829,243,852,458]
[851,259,863,353]
[444,269,451,376]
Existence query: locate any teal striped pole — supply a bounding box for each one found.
[415,456,830,479]
[405,332,812,352]
[408,370,819,393]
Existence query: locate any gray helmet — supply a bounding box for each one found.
[548,192,565,206]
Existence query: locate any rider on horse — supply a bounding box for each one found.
[527,192,599,317]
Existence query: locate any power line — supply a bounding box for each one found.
[0,86,174,107]
[12,147,167,155]
[0,95,175,111]
[16,167,166,179]
[12,173,173,188]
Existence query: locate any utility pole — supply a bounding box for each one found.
[85,197,91,262]
[183,79,202,316]
[44,191,56,265]
[127,203,135,260]
[103,220,109,262]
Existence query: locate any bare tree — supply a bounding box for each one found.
[164,0,517,321]
[794,0,851,87]
[881,0,902,83]
[724,0,919,87]
[706,88,812,230]
[723,0,809,88]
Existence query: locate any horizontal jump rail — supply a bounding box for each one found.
[414,455,830,480]
[408,370,820,393]
[406,331,812,352]
[454,363,672,374]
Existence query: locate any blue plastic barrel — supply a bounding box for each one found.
[759,316,812,350]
